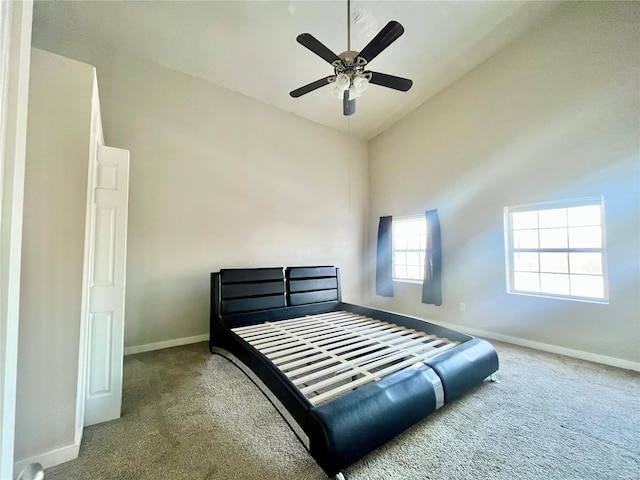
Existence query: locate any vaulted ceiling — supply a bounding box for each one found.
[32,1,561,139]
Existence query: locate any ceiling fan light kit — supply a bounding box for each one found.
[290,1,413,116]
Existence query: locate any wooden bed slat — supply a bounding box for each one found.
[270,325,410,365]
[249,318,366,348]
[308,341,459,405]
[277,328,424,371]
[233,311,352,336]
[232,310,457,406]
[256,320,385,354]
[235,316,344,341]
[299,340,453,395]
[281,331,422,376]
[289,336,441,383]
[248,314,370,339]
[235,317,320,335]
[266,324,397,361]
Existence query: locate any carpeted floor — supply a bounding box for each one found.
[45,340,639,480]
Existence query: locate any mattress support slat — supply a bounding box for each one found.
[277,328,424,371]
[272,326,414,365]
[261,320,396,354]
[264,321,358,374]
[290,337,442,384]
[309,341,459,405]
[265,324,398,361]
[299,340,454,395]
[233,311,355,335]
[239,313,366,343]
[231,310,458,406]
[248,317,368,348]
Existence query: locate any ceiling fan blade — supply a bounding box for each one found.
[367,71,413,92]
[343,90,356,116]
[290,76,334,98]
[357,21,404,64]
[297,33,342,66]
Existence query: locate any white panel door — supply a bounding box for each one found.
[84,145,129,426]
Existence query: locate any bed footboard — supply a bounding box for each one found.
[424,337,498,402]
[308,363,442,475]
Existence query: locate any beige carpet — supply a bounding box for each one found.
[45,340,639,479]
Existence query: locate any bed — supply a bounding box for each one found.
[210,266,498,479]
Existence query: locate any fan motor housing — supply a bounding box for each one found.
[334,50,367,74]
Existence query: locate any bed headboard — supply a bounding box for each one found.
[211,266,341,325]
[286,266,341,306]
[218,267,286,315]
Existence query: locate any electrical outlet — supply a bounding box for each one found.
[459,302,466,312]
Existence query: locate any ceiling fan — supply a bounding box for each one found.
[289,0,413,116]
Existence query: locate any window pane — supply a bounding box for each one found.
[393,217,427,281]
[514,272,540,292]
[568,205,601,227]
[540,273,570,295]
[513,252,539,272]
[539,252,568,273]
[505,197,607,302]
[568,226,601,249]
[539,208,567,228]
[406,252,420,267]
[394,222,409,236]
[393,253,407,277]
[570,274,604,298]
[406,266,421,280]
[394,236,407,250]
[569,252,602,275]
[513,229,539,249]
[407,236,420,250]
[539,228,568,249]
[512,211,538,230]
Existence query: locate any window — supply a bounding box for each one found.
[504,197,608,302]
[392,216,427,282]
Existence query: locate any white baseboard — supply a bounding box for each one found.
[434,320,640,372]
[14,442,79,476]
[124,334,208,356]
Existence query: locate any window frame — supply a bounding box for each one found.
[392,215,427,284]
[503,196,609,303]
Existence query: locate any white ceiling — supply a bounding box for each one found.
[32,1,561,139]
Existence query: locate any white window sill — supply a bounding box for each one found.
[507,290,609,304]
[393,278,423,285]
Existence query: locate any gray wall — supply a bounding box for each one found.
[15,49,94,461]
[100,52,369,349]
[367,2,640,365]
[26,41,369,350]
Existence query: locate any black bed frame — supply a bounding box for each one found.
[210,266,498,479]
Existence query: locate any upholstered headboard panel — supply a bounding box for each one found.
[213,266,342,319]
[212,266,342,322]
[286,266,341,306]
[218,267,286,315]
